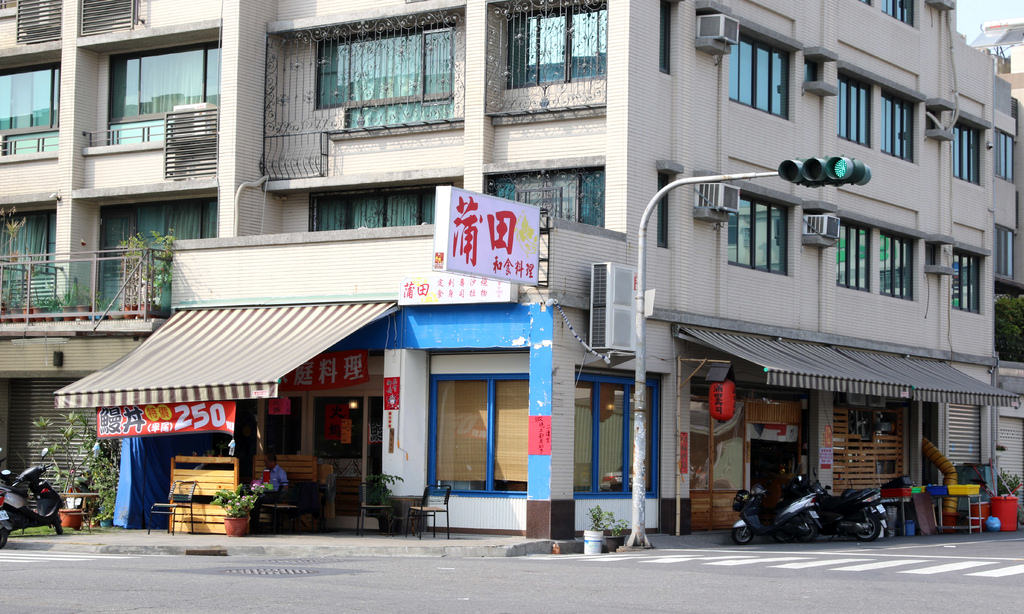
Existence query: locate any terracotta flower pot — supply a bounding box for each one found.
[59,510,83,531]
[224,516,249,537]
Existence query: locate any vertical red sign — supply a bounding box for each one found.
[679,432,689,475]
[384,377,400,412]
[528,415,552,455]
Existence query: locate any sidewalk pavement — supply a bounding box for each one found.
[4,526,1018,558]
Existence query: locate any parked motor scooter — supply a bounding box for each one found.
[731,483,820,545]
[785,475,886,541]
[0,449,65,549]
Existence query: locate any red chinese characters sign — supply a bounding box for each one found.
[432,187,541,286]
[279,350,369,391]
[96,401,236,439]
[324,403,353,444]
[384,377,400,412]
[528,415,552,455]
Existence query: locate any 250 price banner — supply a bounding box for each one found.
[96,401,236,438]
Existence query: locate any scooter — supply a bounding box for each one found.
[0,449,65,549]
[731,483,820,545]
[788,476,886,541]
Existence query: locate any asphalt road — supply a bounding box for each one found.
[2,535,1022,613]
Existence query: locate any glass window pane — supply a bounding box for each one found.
[770,205,785,273]
[712,406,744,489]
[537,14,567,84]
[597,383,625,491]
[689,401,710,490]
[755,45,769,112]
[494,380,529,491]
[436,380,487,490]
[574,382,594,492]
[139,49,204,115]
[205,48,220,107]
[738,40,752,105]
[570,10,607,79]
[771,49,785,115]
[753,203,769,269]
[736,200,751,266]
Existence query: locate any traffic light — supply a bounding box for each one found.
[777,156,871,187]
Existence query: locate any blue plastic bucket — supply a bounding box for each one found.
[904,519,915,536]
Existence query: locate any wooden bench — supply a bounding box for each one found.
[169,456,239,534]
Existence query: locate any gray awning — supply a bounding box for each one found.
[679,328,1018,406]
[54,302,396,408]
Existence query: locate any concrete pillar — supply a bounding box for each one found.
[382,349,428,498]
[808,389,834,488]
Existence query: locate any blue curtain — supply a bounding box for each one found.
[114,433,212,530]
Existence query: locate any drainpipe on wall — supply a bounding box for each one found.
[233,176,270,236]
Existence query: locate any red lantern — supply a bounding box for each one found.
[709,380,735,421]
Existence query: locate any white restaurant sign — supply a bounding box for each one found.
[399,272,514,306]
[432,186,541,285]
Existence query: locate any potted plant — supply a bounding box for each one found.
[212,483,271,537]
[31,411,99,530]
[584,505,608,554]
[601,511,629,552]
[365,473,402,506]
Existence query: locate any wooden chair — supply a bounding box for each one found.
[406,484,451,539]
[148,480,197,535]
[358,482,393,536]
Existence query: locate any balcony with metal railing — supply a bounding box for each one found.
[0,247,171,327]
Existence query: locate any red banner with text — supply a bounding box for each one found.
[96,401,236,439]
[279,350,370,391]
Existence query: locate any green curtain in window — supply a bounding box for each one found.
[350,196,385,228]
[386,194,419,227]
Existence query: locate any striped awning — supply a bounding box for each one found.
[679,328,1018,407]
[54,302,396,409]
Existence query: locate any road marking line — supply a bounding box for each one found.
[831,559,928,571]
[900,561,997,575]
[772,559,867,569]
[638,556,705,564]
[967,565,1024,578]
[706,557,806,566]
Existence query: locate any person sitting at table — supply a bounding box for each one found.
[252,453,289,533]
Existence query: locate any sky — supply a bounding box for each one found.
[956,0,1024,43]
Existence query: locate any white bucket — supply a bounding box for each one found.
[583,530,604,555]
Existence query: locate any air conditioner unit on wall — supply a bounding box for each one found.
[697,14,740,45]
[803,214,841,240]
[694,183,739,212]
[590,262,636,352]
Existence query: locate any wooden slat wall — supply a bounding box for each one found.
[253,454,319,484]
[169,456,239,535]
[745,399,802,424]
[833,408,903,491]
[690,491,740,530]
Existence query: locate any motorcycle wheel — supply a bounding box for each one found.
[854,515,881,542]
[795,515,819,543]
[731,525,754,545]
[0,528,8,549]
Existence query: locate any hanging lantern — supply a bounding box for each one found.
[709,379,736,422]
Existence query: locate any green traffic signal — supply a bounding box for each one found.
[777,156,871,187]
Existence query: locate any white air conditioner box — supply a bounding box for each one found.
[697,14,740,44]
[694,183,740,212]
[590,262,636,352]
[803,214,841,240]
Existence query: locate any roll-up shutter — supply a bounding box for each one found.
[947,404,981,464]
[8,379,78,469]
[998,416,1024,477]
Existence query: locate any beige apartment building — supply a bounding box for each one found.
[0,0,1018,538]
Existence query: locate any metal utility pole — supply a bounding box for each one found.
[626,170,778,548]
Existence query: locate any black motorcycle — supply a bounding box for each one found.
[731,483,820,545]
[784,475,886,542]
[0,458,65,549]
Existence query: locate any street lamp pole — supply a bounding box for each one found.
[626,170,779,548]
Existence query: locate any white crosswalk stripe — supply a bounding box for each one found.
[638,556,705,564]
[706,556,807,566]
[0,551,137,563]
[900,561,997,575]
[967,564,1024,578]
[772,558,866,569]
[831,560,929,571]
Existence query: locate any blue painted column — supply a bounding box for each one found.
[527,301,552,502]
